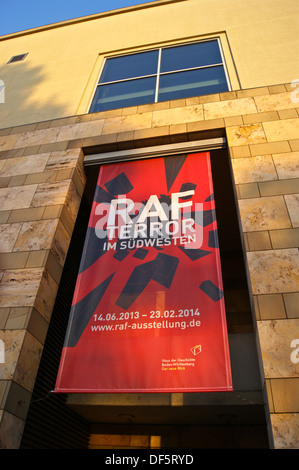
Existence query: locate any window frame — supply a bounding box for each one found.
[89,38,231,113]
[7,53,28,64]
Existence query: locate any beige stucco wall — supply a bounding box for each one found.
[0,0,299,128]
[0,84,298,448]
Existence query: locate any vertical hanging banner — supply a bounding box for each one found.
[55,152,232,393]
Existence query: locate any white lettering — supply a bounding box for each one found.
[105,455,139,467]
[291,79,299,104]
[149,454,193,464]
[134,222,147,238]
[164,220,180,235]
[150,221,163,237]
[94,190,204,246]
[171,190,195,219]
[0,339,4,364]
[182,217,195,233]
[94,203,109,239]
[290,339,299,364]
[119,224,132,239]
[108,197,134,226]
[137,195,168,222]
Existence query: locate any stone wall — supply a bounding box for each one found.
[0,83,298,448]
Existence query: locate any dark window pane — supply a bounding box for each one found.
[100,50,159,83]
[160,40,222,73]
[158,66,228,102]
[90,77,156,112]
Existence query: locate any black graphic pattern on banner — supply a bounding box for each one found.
[208,229,219,248]
[105,172,134,195]
[133,248,149,260]
[80,173,136,273]
[116,253,179,310]
[66,273,115,347]
[183,209,216,227]
[113,249,130,261]
[93,172,133,204]
[178,246,212,261]
[78,226,106,273]
[164,155,187,191]
[199,280,224,301]
[179,182,197,198]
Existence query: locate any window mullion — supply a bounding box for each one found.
[154,48,162,102]
[159,63,223,76]
[99,74,156,87]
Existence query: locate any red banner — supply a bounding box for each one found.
[55,152,232,393]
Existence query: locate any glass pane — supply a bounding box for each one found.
[90,77,156,112]
[160,40,223,73]
[100,50,159,83]
[158,66,228,102]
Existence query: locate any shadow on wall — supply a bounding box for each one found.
[0,60,69,129]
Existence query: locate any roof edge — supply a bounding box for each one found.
[0,0,186,41]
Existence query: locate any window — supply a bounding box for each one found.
[89,40,229,113]
[7,53,28,64]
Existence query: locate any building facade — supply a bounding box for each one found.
[0,0,298,449]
